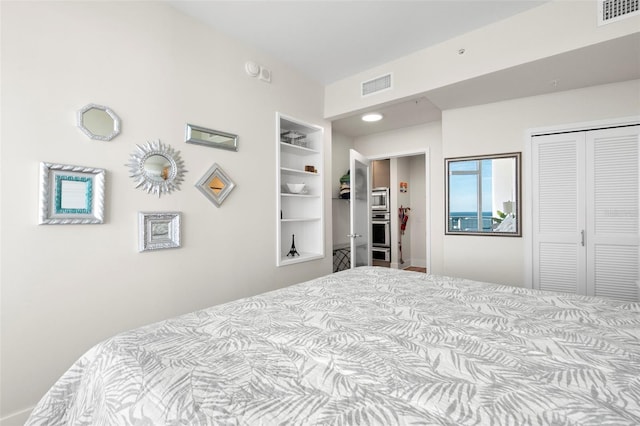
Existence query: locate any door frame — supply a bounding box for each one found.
[365,148,431,273]
[523,115,640,289]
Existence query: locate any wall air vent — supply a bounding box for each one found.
[361,73,393,97]
[598,0,639,25]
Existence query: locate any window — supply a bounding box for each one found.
[445,152,521,236]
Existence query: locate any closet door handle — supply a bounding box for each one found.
[580,230,585,247]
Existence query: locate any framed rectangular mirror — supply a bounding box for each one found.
[445,152,521,236]
[185,123,238,152]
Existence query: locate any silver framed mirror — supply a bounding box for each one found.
[445,152,521,236]
[195,163,236,207]
[126,140,186,197]
[77,103,121,141]
[185,123,238,152]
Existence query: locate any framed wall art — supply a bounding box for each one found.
[138,211,181,252]
[39,162,106,225]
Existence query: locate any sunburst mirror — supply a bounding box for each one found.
[126,140,186,197]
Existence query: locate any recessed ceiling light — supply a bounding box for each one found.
[362,113,383,122]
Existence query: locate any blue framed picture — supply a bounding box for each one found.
[39,162,106,224]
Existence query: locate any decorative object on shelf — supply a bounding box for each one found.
[280,131,307,147]
[138,212,181,252]
[126,140,186,197]
[339,170,350,199]
[195,163,236,207]
[286,183,306,194]
[185,123,238,152]
[286,234,300,257]
[39,162,106,225]
[304,165,317,173]
[76,103,121,141]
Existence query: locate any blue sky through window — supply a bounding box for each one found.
[449,160,492,213]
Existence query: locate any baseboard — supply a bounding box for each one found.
[1,407,32,426]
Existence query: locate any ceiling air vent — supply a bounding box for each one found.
[598,0,639,25]
[361,73,392,97]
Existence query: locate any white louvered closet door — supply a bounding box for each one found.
[532,125,639,302]
[532,132,587,295]
[585,126,639,301]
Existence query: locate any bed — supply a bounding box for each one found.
[27,267,640,425]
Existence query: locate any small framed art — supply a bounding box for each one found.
[39,162,106,225]
[138,212,181,252]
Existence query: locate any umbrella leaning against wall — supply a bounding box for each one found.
[399,206,410,264]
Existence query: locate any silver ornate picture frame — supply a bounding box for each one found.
[138,212,181,252]
[39,162,106,225]
[195,163,236,207]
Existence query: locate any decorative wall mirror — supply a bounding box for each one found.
[185,123,238,152]
[126,140,186,197]
[138,212,181,252]
[77,103,121,141]
[195,163,236,207]
[39,162,105,224]
[445,152,521,236]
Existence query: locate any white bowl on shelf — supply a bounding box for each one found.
[286,183,306,194]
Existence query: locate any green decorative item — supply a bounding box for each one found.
[339,170,350,199]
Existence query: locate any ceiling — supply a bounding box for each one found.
[168,0,547,85]
[167,1,640,137]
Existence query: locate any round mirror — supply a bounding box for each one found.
[77,103,121,141]
[143,155,172,182]
[126,140,186,197]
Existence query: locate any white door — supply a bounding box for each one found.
[349,149,371,268]
[532,125,639,301]
[585,126,639,300]
[532,132,587,295]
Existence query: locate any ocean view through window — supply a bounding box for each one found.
[445,153,521,236]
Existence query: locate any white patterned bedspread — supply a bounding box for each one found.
[27,267,640,425]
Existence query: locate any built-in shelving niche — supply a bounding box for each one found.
[276,113,324,266]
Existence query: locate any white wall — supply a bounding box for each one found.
[392,157,411,268]
[409,155,427,268]
[0,2,331,422]
[354,122,442,273]
[442,79,640,286]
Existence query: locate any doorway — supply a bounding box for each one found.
[374,153,428,271]
[331,148,430,273]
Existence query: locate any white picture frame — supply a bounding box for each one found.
[138,212,181,252]
[39,162,106,225]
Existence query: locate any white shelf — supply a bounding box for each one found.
[276,113,324,267]
[280,167,320,176]
[281,193,320,198]
[279,252,324,266]
[281,217,321,222]
[280,142,320,155]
